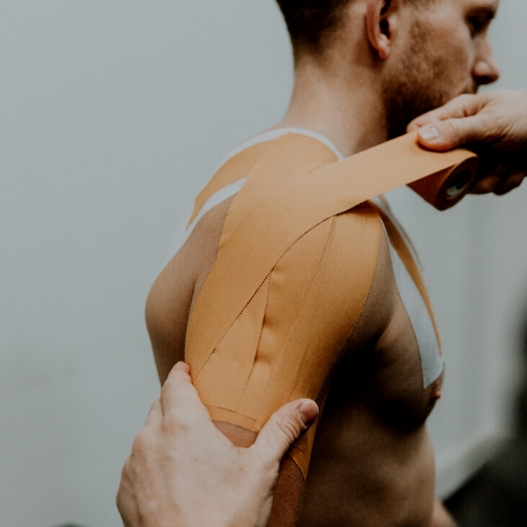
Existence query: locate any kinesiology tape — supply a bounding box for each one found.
[184,132,478,478]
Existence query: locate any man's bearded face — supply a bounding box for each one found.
[381,15,478,139]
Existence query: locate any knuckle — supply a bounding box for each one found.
[162,410,179,431]
[160,377,174,399]
[456,93,473,106]
[440,119,460,140]
[163,407,189,435]
[167,367,191,385]
[161,369,191,400]
[131,428,151,457]
[451,93,475,115]
[275,415,302,443]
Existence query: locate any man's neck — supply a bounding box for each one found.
[271,58,388,158]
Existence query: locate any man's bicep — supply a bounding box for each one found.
[146,248,196,384]
[146,198,233,385]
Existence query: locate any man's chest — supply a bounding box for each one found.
[328,214,444,430]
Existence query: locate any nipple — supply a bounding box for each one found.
[430,381,442,402]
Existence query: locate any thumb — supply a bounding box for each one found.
[250,399,319,467]
[417,115,486,151]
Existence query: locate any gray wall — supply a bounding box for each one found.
[1,1,526,526]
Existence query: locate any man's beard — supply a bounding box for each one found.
[383,79,452,139]
[381,21,476,139]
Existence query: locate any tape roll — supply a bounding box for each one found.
[408,156,480,210]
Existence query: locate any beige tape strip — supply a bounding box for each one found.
[189,141,276,227]
[184,131,478,478]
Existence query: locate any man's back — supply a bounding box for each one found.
[146,131,445,526]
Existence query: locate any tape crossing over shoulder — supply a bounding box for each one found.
[184,132,478,478]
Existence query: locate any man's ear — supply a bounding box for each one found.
[366,0,397,60]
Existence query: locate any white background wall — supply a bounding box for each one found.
[1,1,526,526]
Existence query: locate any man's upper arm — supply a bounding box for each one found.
[145,244,195,385]
[145,198,233,385]
[146,195,308,525]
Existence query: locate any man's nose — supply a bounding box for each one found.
[473,40,500,85]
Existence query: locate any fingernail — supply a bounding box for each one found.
[419,126,439,142]
[298,401,318,428]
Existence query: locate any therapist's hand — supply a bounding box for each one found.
[116,362,319,527]
[408,90,527,195]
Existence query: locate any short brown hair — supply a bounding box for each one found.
[275,0,435,58]
[275,0,352,57]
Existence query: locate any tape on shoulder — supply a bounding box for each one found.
[184,131,478,477]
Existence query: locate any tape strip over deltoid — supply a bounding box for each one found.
[186,132,475,374]
[191,206,383,479]
[184,132,477,478]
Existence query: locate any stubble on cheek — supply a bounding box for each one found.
[381,21,461,138]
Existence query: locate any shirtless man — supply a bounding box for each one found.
[145,0,501,525]
[119,89,527,527]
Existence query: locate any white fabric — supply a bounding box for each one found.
[388,241,444,388]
